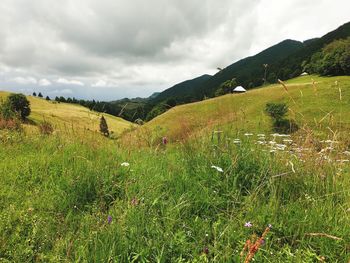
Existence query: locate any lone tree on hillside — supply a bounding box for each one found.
[33,92,37,96]
[38,92,43,98]
[99,115,109,137]
[7,93,31,120]
[45,96,50,101]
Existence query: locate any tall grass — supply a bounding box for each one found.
[0,129,349,262]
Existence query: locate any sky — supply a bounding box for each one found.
[0,0,349,101]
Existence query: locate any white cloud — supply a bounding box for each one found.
[51,88,73,94]
[39,78,52,86]
[56,78,84,86]
[92,79,117,87]
[12,76,37,85]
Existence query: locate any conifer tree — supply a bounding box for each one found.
[99,115,109,137]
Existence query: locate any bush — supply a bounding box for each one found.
[7,93,31,120]
[0,99,22,130]
[38,121,54,135]
[265,103,288,121]
[0,118,22,130]
[265,102,298,133]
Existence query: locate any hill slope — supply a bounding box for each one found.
[0,91,133,135]
[141,21,350,117]
[123,75,350,143]
[150,74,212,104]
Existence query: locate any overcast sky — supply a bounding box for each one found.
[0,0,349,100]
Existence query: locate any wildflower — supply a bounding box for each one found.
[162,137,168,145]
[107,215,112,224]
[121,162,130,167]
[211,165,223,173]
[244,222,253,228]
[268,224,272,228]
[131,197,139,206]
[244,133,253,136]
[203,247,209,255]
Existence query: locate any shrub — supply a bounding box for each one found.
[0,99,22,131]
[99,115,109,137]
[38,121,54,135]
[0,118,22,130]
[265,102,298,133]
[7,93,31,120]
[265,103,288,121]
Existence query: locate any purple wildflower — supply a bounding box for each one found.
[203,247,209,255]
[107,215,112,224]
[244,221,253,228]
[162,137,168,145]
[260,239,265,245]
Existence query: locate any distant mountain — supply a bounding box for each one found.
[150,74,212,104]
[157,21,350,102]
[93,21,350,122]
[191,39,304,99]
[148,92,160,99]
[272,21,350,80]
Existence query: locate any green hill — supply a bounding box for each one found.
[123,75,350,143]
[150,74,212,104]
[136,21,350,122]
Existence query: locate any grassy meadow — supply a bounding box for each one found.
[124,75,350,145]
[1,75,350,262]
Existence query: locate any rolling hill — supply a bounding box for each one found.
[136,21,350,122]
[122,75,350,144]
[0,91,134,135]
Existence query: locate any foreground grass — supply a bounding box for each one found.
[1,130,349,262]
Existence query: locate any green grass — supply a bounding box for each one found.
[0,130,349,262]
[126,75,350,143]
[1,75,350,262]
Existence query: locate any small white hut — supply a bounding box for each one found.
[233,86,246,93]
[300,72,308,76]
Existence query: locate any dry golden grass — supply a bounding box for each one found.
[0,91,134,136]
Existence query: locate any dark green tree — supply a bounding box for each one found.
[33,92,37,96]
[99,115,109,137]
[7,93,31,120]
[45,96,50,101]
[38,92,43,98]
[306,37,350,76]
[215,78,237,97]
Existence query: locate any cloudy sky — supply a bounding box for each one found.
[0,0,349,100]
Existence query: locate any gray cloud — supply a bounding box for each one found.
[0,0,349,100]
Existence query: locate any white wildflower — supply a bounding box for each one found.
[121,162,130,167]
[211,165,223,173]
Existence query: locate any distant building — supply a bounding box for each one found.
[233,86,246,93]
[300,72,309,76]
